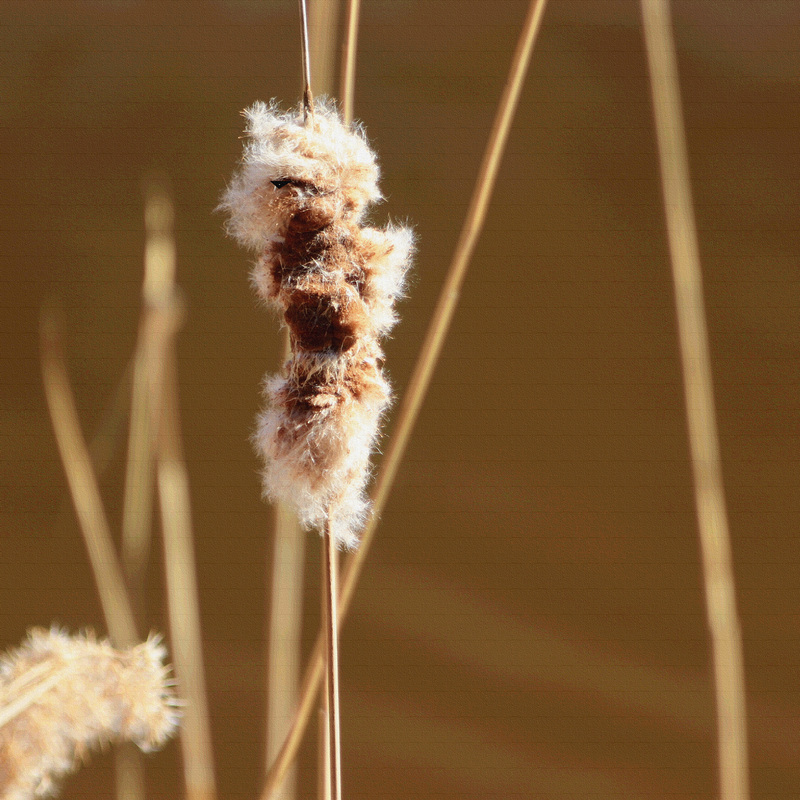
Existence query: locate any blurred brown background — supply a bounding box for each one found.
[2,0,799,798]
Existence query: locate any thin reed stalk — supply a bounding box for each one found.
[310,0,341,96]
[115,177,178,800]
[641,2,749,799]
[340,0,361,125]
[266,494,305,793]
[40,311,138,651]
[156,349,217,800]
[41,311,147,800]
[298,4,342,797]
[259,2,549,795]
[316,705,331,800]
[143,188,218,800]
[121,322,155,612]
[122,178,177,610]
[49,361,132,565]
[322,526,341,800]
[299,0,314,117]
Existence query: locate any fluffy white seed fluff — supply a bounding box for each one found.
[220,99,413,547]
[0,628,180,800]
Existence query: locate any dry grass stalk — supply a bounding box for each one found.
[340,0,361,126]
[122,177,178,611]
[259,1,549,794]
[266,497,305,795]
[48,362,132,578]
[156,353,217,800]
[641,2,749,799]
[40,312,138,651]
[316,705,331,800]
[141,186,218,800]
[0,629,179,800]
[116,175,180,800]
[322,524,341,800]
[309,0,341,96]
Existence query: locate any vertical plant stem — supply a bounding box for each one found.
[49,362,132,607]
[299,0,315,118]
[266,493,305,795]
[323,525,341,800]
[116,178,176,800]
[142,186,216,800]
[340,0,361,125]
[122,178,177,612]
[316,705,331,800]
[310,0,341,98]
[318,518,332,800]
[114,747,145,800]
[259,2,549,796]
[40,312,138,651]
[641,2,749,800]
[156,346,217,800]
[121,320,156,612]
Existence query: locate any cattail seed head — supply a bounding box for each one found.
[0,628,180,800]
[221,99,413,548]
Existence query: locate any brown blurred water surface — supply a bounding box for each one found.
[2,1,799,798]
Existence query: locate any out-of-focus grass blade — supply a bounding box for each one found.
[641,2,749,799]
[40,309,138,650]
[141,182,218,800]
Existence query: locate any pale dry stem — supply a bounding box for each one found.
[117,175,180,800]
[641,2,749,799]
[40,312,138,651]
[266,490,305,794]
[122,177,177,609]
[156,353,218,800]
[322,525,341,800]
[144,189,218,800]
[310,0,341,99]
[340,0,361,126]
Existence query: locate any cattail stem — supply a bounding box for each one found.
[641,2,749,799]
[309,0,341,99]
[340,0,361,125]
[323,523,342,800]
[299,0,315,119]
[317,704,331,800]
[258,3,548,795]
[115,178,177,800]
